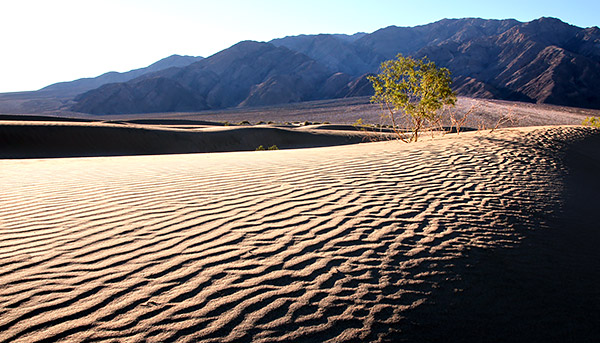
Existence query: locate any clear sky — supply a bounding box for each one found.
[1,0,598,93]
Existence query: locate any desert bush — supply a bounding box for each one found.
[256,145,279,151]
[474,106,519,133]
[446,105,475,134]
[238,120,251,126]
[368,54,456,142]
[353,118,365,128]
[583,116,600,128]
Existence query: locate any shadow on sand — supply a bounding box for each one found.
[396,129,600,342]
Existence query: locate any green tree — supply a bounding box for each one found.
[368,54,456,142]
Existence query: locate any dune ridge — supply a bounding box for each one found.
[1,126,599,342]
[0,120,388,158]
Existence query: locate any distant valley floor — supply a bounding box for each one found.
[1,96,599,158]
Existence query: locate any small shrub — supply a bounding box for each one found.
[323,121,330,124]
[583,116,600,128]
[267,121,275,124]
[238,120,251,126]
[447,105,475,134]
[353,118,368,132]
[256,145,279,151]
[353,118,364,127]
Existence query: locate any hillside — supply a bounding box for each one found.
[0,55,204,115]
[41,54,204,96]
[71,41,365,114]
[272,17,600,108]
[72,17,600,114]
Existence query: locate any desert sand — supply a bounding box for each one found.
[1,125,599,342]
[0,119,393,158]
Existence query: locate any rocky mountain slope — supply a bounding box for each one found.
[271,18,521,76]
[72,41,364,114]
[271,17,600,109]
[39,17,600,114]
[41,54,204,96]
[419,17,600,107]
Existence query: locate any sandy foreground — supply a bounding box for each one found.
[1,126,599,342]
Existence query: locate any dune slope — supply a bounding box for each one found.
[0,120,386,158]
[0,126,599,342]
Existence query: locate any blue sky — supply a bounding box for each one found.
[1,0,598,93]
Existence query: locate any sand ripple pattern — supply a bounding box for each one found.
[0,127,591,342]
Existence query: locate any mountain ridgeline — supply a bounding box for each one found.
[44,55,204,97]
[71,17,600,114]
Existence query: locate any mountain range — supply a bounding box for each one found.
[42,54,204,97]
[6,17,600,115]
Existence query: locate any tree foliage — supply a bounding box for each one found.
[368,54,456,142]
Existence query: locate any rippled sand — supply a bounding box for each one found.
[1,126,599,342]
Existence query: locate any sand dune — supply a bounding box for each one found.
[0,119,390,158]
[1,126,599,342]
